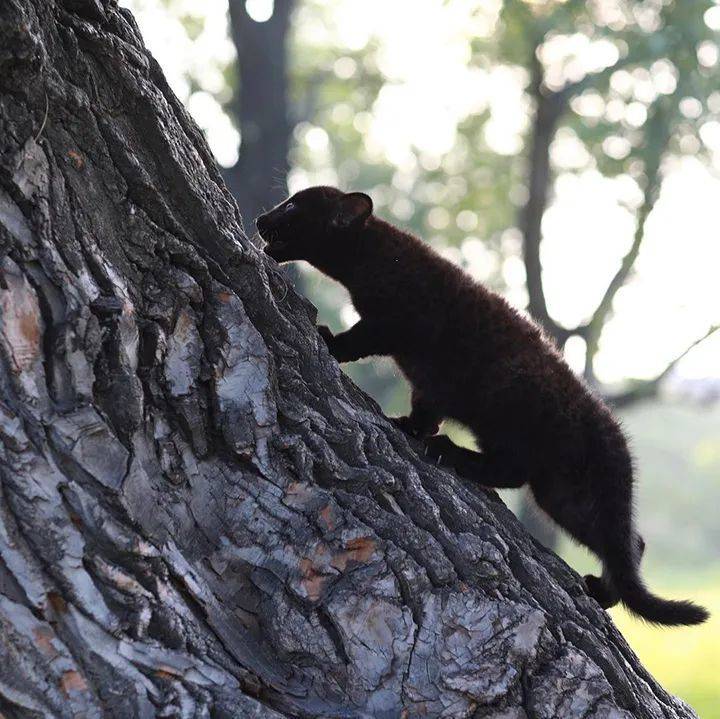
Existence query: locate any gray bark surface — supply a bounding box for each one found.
[0,2,699,717]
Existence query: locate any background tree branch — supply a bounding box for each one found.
[609,325,720,408]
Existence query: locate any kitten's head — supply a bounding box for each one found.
[256,186,373,264]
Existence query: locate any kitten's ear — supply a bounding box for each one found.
[332,192,373,229]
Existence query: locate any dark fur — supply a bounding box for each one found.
[257,186,708,626]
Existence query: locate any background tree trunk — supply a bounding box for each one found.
[225,0,294,232]
[0,2,699,717]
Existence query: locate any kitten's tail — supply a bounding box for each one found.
[605,543,709,626]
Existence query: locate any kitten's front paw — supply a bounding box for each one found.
[317,325,334,345]
[317,325,349,362]
[317,324,342,357]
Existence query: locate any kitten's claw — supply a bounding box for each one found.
[424,435,455,469]
[424,435,453,458]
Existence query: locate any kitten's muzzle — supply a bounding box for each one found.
[256,213,272,236]
[263,239,290,261]
[256,214,292,261]
[258,227,289,260]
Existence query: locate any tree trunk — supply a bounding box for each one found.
[519,58,567,344]
[0,2,698,717]
[225,0,294,232]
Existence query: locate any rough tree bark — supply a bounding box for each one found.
[0,2,700,717]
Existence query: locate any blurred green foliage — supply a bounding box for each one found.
[289,0,717,254]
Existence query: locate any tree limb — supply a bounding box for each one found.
[609,325,720,408]
[519,20,682,349]
[520,49,567,343]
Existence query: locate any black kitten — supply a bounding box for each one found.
[257,186,708,626]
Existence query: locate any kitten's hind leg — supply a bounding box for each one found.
[585,533,646,610]
[584,570,619,610]
[424,435,527,488]
[394,391,442,438]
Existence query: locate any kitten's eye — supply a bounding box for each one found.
[284,201,295,212]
